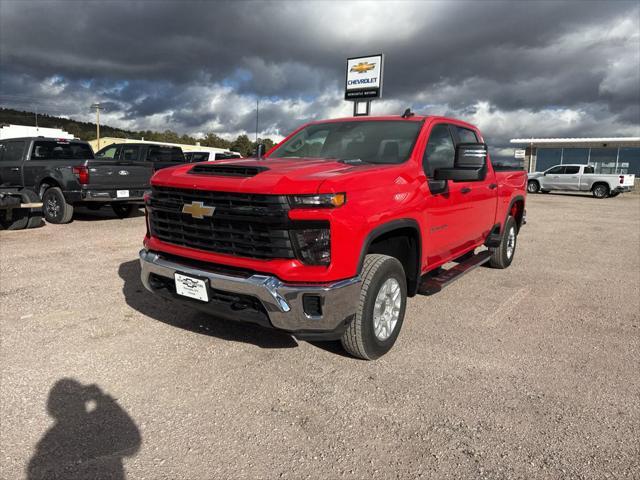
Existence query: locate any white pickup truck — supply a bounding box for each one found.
[527,164,636,198]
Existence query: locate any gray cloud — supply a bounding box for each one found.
[1,0,638,155]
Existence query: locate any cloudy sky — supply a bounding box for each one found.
[1,0,638,156]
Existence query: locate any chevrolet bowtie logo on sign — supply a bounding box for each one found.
[350,62,376,73]
[182,201,215,219]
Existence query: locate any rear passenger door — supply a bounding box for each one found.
[558,165,580,190]
[0,140,27,187]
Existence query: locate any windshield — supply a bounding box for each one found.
[269,120,422,164]
[31,141,94,160]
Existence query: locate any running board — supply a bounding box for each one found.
[418,250,492,296]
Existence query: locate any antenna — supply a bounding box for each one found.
[255,98,259,143]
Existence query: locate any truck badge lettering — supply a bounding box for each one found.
[182,201,215,219]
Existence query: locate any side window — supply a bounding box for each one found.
[1,141,26,162]
[423,124,455,176]
[121,145,140,161]
[455,126,478,144]
[583,165,595,174]
[96,146,120,159]
[546,165,564,174]
[564,165,580,174]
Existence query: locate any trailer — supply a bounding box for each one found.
[0,188,43,230]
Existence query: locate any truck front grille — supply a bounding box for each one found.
[149,186,296,260]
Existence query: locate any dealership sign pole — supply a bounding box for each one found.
[345,54,384,116]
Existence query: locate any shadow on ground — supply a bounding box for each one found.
[118,259,298,349]
[72,206,145,222]
[27,379,141,480]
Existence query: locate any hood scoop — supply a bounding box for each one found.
[189,163,269,177]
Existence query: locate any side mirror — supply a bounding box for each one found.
[255,143,266,159]
[434,143,487,182]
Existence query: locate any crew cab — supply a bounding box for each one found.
[527,164,635,198]
[139,114,527,359]
[0,137,151,223]
[95,142,187,171]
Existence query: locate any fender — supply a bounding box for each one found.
[357,218,422,296]
[505,195,525,230]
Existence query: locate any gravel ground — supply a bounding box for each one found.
[1,193,639,480]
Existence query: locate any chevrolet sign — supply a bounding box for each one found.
[345,54,383,100]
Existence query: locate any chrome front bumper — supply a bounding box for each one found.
[139,249,361,336]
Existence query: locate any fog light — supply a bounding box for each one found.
[303,295,323,317]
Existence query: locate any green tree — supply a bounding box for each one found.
[201,133,231,149]
[231,134,254,157]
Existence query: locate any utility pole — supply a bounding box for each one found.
[91,103,104,149]
[35,106,38,130]
[255,98,259,143]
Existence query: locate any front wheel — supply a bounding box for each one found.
[112,203,134,218]
[341,254,407,360]
[527,180,540,194]
[489,216,518,269]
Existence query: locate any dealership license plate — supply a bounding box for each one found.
[175,273,209,302]
[116,190,130,198]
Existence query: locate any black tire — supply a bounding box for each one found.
[488,216,518,269]
[609,191,620,198]
[20,189,43,229]
[42,187,74,224]
[527,180,540,194]
[341,254,407,360]
[112,203,134,218]
[1,209,28,230]
[592,183,609,199]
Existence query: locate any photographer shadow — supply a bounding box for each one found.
[118,259,297,349]
[27,379,141,480]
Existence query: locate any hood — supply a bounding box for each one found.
[151,157,403,194]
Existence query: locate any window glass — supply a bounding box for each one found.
[546,165,564,174]
[121,145,140,161]
[1,141,25,162]
[589,148,618,174]
[583,165,595,174]
[190,152,209,162]
[618,147,640,175]
[423,124,455,176]
[536,148,562,171]
[96,146,119,159]
[147,146,185,163]
[562,148,589,164]
[563,165,580,174]
[31,141,93,160]
[270,121,422,164]
[455,127,478,144]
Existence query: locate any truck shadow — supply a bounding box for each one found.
[73,206,145,222]
[117,260,298,349]
[27,378,141,480]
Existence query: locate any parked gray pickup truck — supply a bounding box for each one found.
[0,137,151,223]
[527,164,636,198]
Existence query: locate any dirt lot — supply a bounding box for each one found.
[1,193,639,480]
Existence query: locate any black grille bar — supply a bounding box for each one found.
[189,164,269,177]
[149,186,297,260]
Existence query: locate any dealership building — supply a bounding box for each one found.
[510,137,640,174]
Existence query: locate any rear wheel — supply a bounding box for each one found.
[592,183,609,199]
[341,254,407,360]
[42,187,74,224]
[112,203,134,218]
[0,209,28,230]
[489,216,518,269]
[21,189,43,229]
[527,180,540,194]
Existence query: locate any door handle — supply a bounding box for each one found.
[10,167,19,171]
[460,187,472,194]
[488,183,498,189]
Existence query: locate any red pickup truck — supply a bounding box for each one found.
[140,114,526,359]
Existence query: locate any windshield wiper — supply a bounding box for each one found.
[338,158,373,165]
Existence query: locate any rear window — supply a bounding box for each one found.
[147,146,185,163]
[31,141,94,160]
[583,165,595,174]
[191,152,210,162]
[564,165,580,174]
[214,152,241,160]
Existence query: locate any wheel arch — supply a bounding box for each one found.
[357,219,422,297]
[38,177,62,197]
[506,195,525,230]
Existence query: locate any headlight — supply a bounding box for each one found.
[288,193,346,208]
[290,228,331,265]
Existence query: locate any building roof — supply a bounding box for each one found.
[510,137,640,147]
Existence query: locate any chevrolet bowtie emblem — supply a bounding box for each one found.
[182,201,215,219]
[350,62,375,73]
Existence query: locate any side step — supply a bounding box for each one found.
[418,250,492,296]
